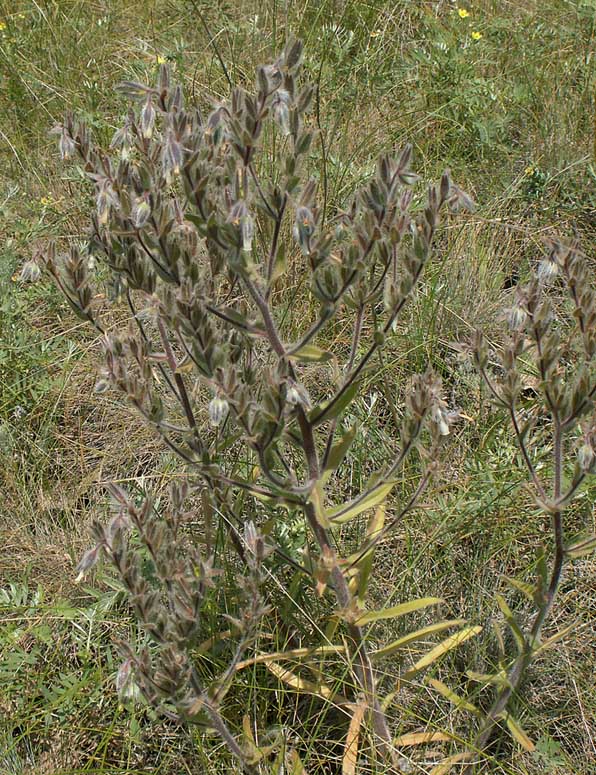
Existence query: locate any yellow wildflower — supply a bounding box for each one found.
[0,21,6,31]
[525,166,535,176]
[40,195,53,206]
[157,55,166,65]
[457,8,470,18]
[370,29,381,38]
[471,31,483,40]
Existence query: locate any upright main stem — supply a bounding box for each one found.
[303,502,394,757]
[242,269,395,759]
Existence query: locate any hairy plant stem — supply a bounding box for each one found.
[303,502,395,760]
[244,271,395,760]
[466,422,566,770]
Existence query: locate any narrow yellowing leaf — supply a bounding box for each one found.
[310,482,331,528]
[342,702,366,775]
[357,504,386,601]
[288,749,309,775]
[565,533,596,558]
[504,576,536,604]
[196,629,232,654]
[403,626,482,679]
[430,752,474,775]
[309,382,360,426]
[235,645,344,671]
[427,678,480,714]
[393,731,452,747]
[466,669,511,688]
[242,714,256,745]
[373,620,465,660]
[504,713,535,751]
[270,241,286,284]
[324,425,358,476]
[329,481,396,525]
[289,344,334,363]
[534,622,576,655]
[240,714,276,764]
[356,597,443,626]
[366,502,385,539]
[495,594,526,652]
[264,661,335,700]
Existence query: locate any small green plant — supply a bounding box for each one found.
[44,39,481,771]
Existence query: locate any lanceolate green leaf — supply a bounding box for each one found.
[357,504,385,602]
[328,481,396,525]
[372,620,466,660]
[427,677,480,714]
[495,594,526,652]
[324,425,358,476]
[533,622,576,655]
[355,597,443,626]
[565,533,596,558]
[402,626,482,679]
[270,241,286,284]
[504,576,536,605]
[309,381,360,426]
[503,713,535,751]
[289,344,335,363]
[466,669,511,688]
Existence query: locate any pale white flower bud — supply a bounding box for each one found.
[507,304,527,331]
[272,90,291,136]
[285,381,312,410]
[286,387,301,405]
[431,405,450,436]
[537,256,559,284]
[578,443,595,472]
[241,213,254,252]
[59,129,76,160]
[132,197,151,229]
[209,396,229,427]
[140,95,156,139]
[19,261,41,283]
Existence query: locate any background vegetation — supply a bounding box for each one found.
[0,1,594,773]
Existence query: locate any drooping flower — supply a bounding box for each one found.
[140,94,156,139]
[132,196,151,229]
[19,260,41,283]
[537,254,559,284]
[209,396,229,427]
[507,303,528,331]
[59,128,76,161]
[227,201,255,252]
[272,90,291,136]
[431,405,451,436]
